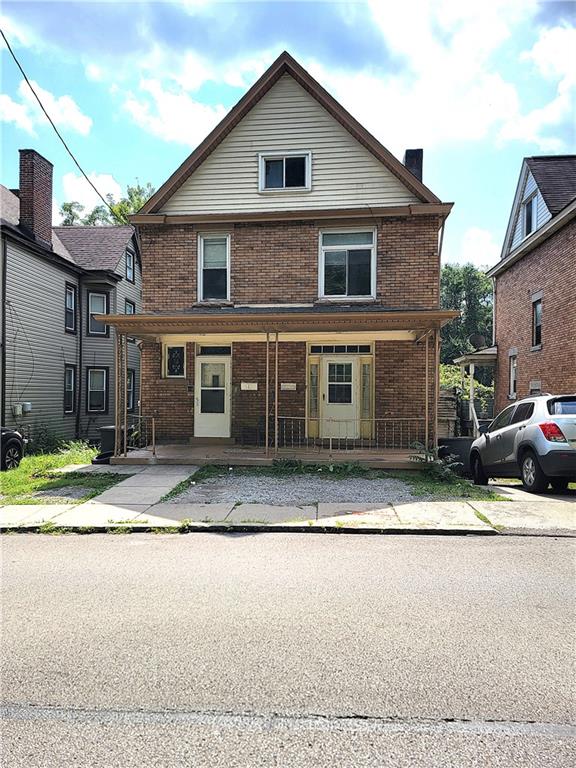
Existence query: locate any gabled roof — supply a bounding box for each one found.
[525,155,576,215]
[53,225,135,271]
[140,51,441,215]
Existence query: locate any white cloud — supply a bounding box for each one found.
[123,78,227,147]
[85,63,103,82]
[19,80,92,135]
[61,171,122,211]
[445,227,501,268]
[0,93,36,134]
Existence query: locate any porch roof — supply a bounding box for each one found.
[453,346,497,366]
[97,304,459,340]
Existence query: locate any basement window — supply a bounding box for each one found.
[258,151,311,192]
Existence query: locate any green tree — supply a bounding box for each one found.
[440,263,493,365]
[60,182,155,226]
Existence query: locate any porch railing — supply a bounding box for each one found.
[277,416,426,452]
[120,414,156,456]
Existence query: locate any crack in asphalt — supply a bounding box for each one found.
[2,703,574,737]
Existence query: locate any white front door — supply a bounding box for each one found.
[194,356,231,437]
[320,357,359,439]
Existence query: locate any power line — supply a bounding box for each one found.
[0,28,126,224]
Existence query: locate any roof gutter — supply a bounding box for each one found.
[487,199,576,278]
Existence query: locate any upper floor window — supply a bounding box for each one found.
[125,299,135,316]
[198,234,230,301]
[319,230,376,299]
[126,248,135,282]
[88,292,109,336]
[258,151,311,192]
[523,195,536,237]
[532,297,542,347]
[65,283,77,333]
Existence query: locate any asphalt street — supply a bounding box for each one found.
[1,533,575,767]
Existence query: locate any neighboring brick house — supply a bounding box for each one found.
[100,52,456,456]
[1,149,142,443]
[488,155,576,414]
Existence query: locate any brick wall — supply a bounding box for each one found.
[138,215,440,311]
[19,149,53,246]
[494,218,576,413]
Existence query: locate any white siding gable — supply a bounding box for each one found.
[161,74,420,215]
[508,168,552,253]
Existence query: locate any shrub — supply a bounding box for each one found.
[409,441,463,483]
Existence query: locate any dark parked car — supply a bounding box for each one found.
[1,427,25,470]
[470,395,576,492]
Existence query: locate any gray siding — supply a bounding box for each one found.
[4,238,80,440]
[161,74,420,215]
[509,169,552,252]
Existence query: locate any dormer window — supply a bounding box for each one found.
[258,151,311,192]
[523,195,536,237]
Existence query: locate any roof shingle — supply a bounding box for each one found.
[52,225,134,271]
[526,155,576,216]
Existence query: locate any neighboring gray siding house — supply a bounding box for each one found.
[1,149,142,443]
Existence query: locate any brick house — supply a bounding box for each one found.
[1,150,141,444]
[488,155,576,415]
[100,52,456,461]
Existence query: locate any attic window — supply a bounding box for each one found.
[523,195,536,237]
[258,152,311,192]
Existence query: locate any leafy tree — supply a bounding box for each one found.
[440,263,493,374]
[60,182,155,226]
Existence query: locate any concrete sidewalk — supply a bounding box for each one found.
[1,465,575,534]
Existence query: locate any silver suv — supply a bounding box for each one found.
[470,395,576,492]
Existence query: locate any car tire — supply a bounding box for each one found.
[550,478,569,492]
[471,453,488,485]
[1,439,23,470]
[521,451,548,493]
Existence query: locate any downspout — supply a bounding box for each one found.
[75,276,83,440]
[1,236,7,425]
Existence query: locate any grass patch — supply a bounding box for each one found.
[0,442,129,504]
[473,509,505,531]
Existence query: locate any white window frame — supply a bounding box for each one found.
[508,354,518,398]
[65,284,76,333]
[87,368,108,413]
[522,193,537,238]
[88,292,108,336]
[258,150,312,193]
[164,345,187,378]
[126,248,135,282]
[64,365,76,414]
[318,227,377,301]
[197,233,231,303]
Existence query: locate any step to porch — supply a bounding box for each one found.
[188,437,236,446]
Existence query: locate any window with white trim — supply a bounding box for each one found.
[64,365,76,414]
[319,230,376,298]
[509,355,517,398]
[87,368,108,412]
[532,298,542,347]
[88,292,108,335]
[164,345,186,378]
[258,151,311,192]
[65,284,77,333]
[126,248,135,282]
[198,234,230,301]
[523,195,536,237]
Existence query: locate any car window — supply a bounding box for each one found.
[488,405,516,432]
[511,402,534,424]
[548,397,576,415]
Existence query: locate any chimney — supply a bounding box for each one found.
[19,149,53,246]
[403,149,423,182]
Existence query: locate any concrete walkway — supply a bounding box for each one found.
[1,465,575,534]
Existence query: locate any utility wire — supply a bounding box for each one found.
[1,28,127,224]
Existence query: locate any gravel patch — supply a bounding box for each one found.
[33,486,93,501]
[169,473,417,505]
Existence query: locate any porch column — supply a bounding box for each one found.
[274,331,279,455]
[123,333,128,457]
[468,362,475,423]
[434,329,440,449]
[265,332,270,457]
[424,332,429,451]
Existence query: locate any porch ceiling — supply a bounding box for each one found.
[97,307,459,341]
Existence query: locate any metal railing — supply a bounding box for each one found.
[277,416,426,452]
[124,414,156,456]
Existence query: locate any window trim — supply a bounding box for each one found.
[125,299,136,343]
[86,366,109,414]
[163,345,187,379]
[508,354,518,399]
[197,233,231,303]
[125,248,135,283]
[127,367,136,413]
[522,193,537,238]
[64,283,77,334]
[258,150,312,193]
[318,227,377,300]
[87,291,110,337]
[64,364,76,415]
[531,296,542,349]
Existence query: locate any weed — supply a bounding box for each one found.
[109,526,132,534]
[473,509,504,531]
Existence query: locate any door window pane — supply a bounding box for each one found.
[348,249,371,295]
[201,390,225,413]
[361,362,371,419]
[201,363,225,388]
[324,251,347,295]
[264,159,283,188]
[200,362,225,413]
[328,384,352,403]
[309,363,319,418]
[328,363,352,403]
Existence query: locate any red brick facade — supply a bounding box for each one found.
[494,218,576,413]
[138,214,441,444]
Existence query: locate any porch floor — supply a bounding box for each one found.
[110,443,416,469]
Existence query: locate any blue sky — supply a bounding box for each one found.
[1,0,575,267]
